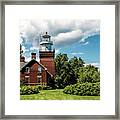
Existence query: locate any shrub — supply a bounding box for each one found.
[42,86,52,90]
[20,79,27,86]
[20,85,41,95]
[63,82,100,96]
[37,85,42,90]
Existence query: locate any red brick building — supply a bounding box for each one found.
[20,32,55,86]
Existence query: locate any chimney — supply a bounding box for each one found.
[20,56,25,62]
[31,53,36,59]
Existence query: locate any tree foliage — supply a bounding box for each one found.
[54,53,100,90]
[69,56,85,79]
[77,65,100,83]
[54,53,85,88]
[55,53,68,75]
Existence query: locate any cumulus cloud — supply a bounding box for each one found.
[20,19,100,49]
[55,49,60,54]
[53,29,83,46]
[21,45,29,53]
[85,62,100,68]
[30,46,39,51]
[82,41,89,45]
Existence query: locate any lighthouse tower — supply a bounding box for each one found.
[39,32,55,76]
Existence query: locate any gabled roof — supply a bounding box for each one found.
[47,70,53,77]
[20,59,47,71]
[20,62,28,69]
[20,59,53,77]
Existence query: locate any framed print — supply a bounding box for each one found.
[0,0,119,119]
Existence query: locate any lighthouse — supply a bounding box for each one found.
[39,32,55,76]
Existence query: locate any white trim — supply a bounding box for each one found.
[25,76,29,78]
[37,76,42,78]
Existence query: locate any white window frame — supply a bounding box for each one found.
[38,66,42,73]
[25,67,30,73]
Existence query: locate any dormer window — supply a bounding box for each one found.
[25,67,30,73]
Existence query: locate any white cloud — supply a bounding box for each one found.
[20,37,23,44]
[82,41,89,45]
[71,52,84,55]
[20,20,100,48]
[25,57,39,62]
[85,62,100,68]
[55,49,60,54]
[30,46,39,51]
[22,45,29,53]
[22,46,25,51]
[79,28,99,43]
[25,57,31,62]
[53,29,82,46]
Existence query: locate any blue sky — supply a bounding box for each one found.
[56,35,100,63]
[20,20,100,67]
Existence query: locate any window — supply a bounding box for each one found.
[37,78,41,83]
[38,66,42,73]
[25,67,30,73]
[25,76,30,83]
[37,76,42,83]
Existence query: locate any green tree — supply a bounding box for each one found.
[55,54,99,88]
[60,61,76,87]
[55,53,68,75]
[69,56,85,79]
[55,53,76,88]
[77,65,100,83]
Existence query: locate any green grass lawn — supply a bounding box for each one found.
[20,89,100,100]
